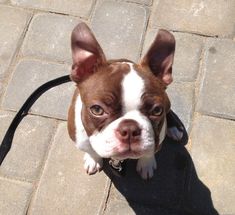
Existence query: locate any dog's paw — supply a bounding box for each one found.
[136,156,157,180]
[167,126,183,141]
[83,153,103,175]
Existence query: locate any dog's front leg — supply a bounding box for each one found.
[83,152,103,175]
[76,139,103,175]
[136,155,157,180]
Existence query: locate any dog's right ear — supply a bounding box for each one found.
[140,29,175,86]
[71,22,106,82]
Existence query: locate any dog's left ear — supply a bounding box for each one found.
[71,22,106,82]
[141,30,175,85]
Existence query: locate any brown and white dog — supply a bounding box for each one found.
[67,23,182,179]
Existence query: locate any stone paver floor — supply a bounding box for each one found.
[0,0,234,214]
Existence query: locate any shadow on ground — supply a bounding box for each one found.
[103,136,219,215]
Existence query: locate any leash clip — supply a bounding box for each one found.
[109,159,124,172]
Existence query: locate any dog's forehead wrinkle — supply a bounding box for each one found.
[79,63,131,102]
[121,63,145,113]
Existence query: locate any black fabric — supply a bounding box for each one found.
[104,137,219,215]
[167,110,188,146]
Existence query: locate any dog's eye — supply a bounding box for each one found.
[90,105,105,116]
[151,105,163,116]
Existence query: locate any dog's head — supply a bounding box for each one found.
[71,23,175,160]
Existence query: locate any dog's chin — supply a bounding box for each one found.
[90,136,155,160]
[100,146,154,160]
[112,151,144,160]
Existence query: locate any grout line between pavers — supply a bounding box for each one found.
[46,10,90,21]
[187,36,207,152]
[123,0,153,7]
[0,175,33,186]
[1,106,68,122]
[25,119,61,215]
[27,112,68,122]
[171,29,219,38]
[0,3,92,26]
[98,178,112,215]
[98,0,152,7]
[138,0,153,60]
[0,172,34,184]
[194,111,235,123]
[90,0,101,24]
[2,3,92,20]
[150,26,235,40]
[12,55,72,67]
[0,108,66,125]
[193,38,207,115]
[89,0,98,22]
[26,112,68,122]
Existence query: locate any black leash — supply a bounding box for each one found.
[0,75,71,165]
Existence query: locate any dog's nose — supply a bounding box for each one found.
[116,119,141,144]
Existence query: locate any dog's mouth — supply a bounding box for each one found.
[91,139,154,160]
[112,145,152,160]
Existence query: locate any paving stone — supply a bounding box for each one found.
[91,0,149,62]
[0,177,33,215]
[151,0,235,37]
[21,13,80,63]
[0,111,56,182]
[2,60,75,120]
[172,33,203,82]
[29,122,109,215]
[0,5,31,80]
[167,82,194,131]
[196,39,235,120]
[104,197,136,215]
[143,29,203,82]
[11,0,94,18]
[191,115,235,214]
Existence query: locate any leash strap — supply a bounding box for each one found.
[0,75,71,165]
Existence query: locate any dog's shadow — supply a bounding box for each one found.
[103,137,219,215]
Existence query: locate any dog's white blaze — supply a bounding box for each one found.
[122,63,145,113]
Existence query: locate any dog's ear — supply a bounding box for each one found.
[71,22,106,82]
[141,30,175,85]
